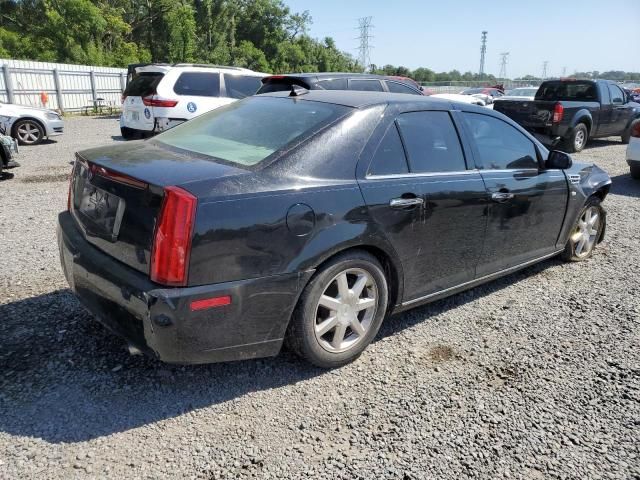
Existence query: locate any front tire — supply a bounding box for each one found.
[562,197,604,262]
[13,119,45,145]
[286,251,388,368]
[566,123,588,153]
[622,120,638,144]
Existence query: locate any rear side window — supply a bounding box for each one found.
[224,74,262,99]
[124,72,164,97]
[368,124,409,176]
[386,81,421,95]
[535,81,597,101]
[314,78,348,90]
[155,96,350,167]
[173,72,220,97]
[463,113,538,170]
[349,80,384,92]
[396,111,466,173]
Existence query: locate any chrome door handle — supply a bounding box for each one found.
[389,197,424,208]
[491,192,515,202]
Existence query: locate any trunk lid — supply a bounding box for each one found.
[70,141,245,275]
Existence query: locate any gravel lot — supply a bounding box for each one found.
[0,116,638,479]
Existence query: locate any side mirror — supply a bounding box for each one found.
[545,150,572,170]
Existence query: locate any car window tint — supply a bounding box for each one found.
[124,72,164,97]
[608,84,624,104]
[386,81,421,95]
[223,74,262,99]
[368,123,409,176]
[173,72,220,97]
[349,79,384,92]
[314,78,348,90]
[463,113,538,170]
[396,111,466,173]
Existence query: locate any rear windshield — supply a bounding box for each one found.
[256,78,308,94]
[223,74,262,99]
[535,81,597,101]
[154,96,350,167]
[124,72,164,97]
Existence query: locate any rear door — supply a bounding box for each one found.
[165,70,226,121]
[460,111,568,275]
[122,70,165,131]
[358,109,487,302]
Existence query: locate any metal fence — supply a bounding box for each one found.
[421,80,545,94]
[0,59,126,113]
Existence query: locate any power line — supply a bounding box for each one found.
[542,61,549,80]
[498,52,509,81]
[356,17,373,72]
[479,31,488,77]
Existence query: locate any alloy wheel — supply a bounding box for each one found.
[574,129,586,150]
[314,268,378,354]
[16,121,42,144]
[571,206,600,258]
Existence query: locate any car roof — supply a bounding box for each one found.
[259,89,489,111]
[264,72,393,81]
[136,64,265,75]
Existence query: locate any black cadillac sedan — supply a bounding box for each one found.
[58,90,611,368]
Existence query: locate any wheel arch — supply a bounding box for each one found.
[572,113,592,135]
[11,116,47,137]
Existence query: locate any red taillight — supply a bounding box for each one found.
[142,96,178,108]
[632,122,640,138]
[190,295,232,311]
[151,186,197,286]
[552,103,564,123]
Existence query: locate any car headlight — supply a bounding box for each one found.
[45,112,61,120]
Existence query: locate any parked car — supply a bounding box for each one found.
[499,87,539,100]
[0,129,19,177]
[461,87,504,104]
[257,73,424,96]
[0,101,64,145]
[626,120,640,179]
[430,93,486,106]
[120,64,267,140]
[58,91,611,368]
[494,79,640,152]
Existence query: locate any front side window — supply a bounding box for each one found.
[223,74,262,99]
[314,78,348,90]
[608,84,625,105]
[367,123,409,176]
[396,111,466,173]
[463,113,538,170]
[349,79,384,92]
[155,96,349,167]
[173,72,220,97]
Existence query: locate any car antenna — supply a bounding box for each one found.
[289,84,308,97]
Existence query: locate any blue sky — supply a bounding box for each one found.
[284,0,640,78]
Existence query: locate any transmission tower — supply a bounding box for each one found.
[357,17,374,72]
[561,66,567,77]
[479,31,488,77]
[542,61,549,79]
[498,52,509,81]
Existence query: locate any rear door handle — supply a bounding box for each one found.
[491,192,515,203]
[389,197,424,208]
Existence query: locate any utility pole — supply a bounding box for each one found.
[479,31,488,78]
[542,61,549,80]
[561,66,567,77]
[498,52,509,81]
[357,17,374,73]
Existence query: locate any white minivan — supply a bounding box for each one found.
[120,64,267,139]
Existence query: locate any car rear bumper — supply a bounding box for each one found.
[57,211,312,364]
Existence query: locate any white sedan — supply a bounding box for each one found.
[0,102,64,145]
[431,93,487,107]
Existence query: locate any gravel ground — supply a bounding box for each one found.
[0,116,638,480]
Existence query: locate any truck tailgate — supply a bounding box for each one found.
[494,100,556,129]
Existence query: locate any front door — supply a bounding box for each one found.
[460,112,569,276]
[358,110,488,301]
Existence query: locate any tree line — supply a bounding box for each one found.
[1,1,638,84]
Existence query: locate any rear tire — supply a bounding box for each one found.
[286,250,388,368]
[630,164,640,180]
[566,123,588,153]
[120,127,141,140]
[561,197,604,262]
